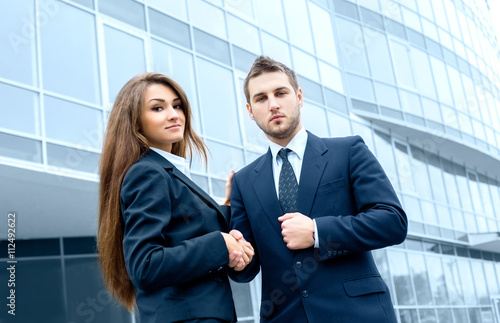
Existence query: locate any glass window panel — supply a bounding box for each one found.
[333,0,359,19]
[426,256,449,305]
[148,0,188,21]
[149,8,191,49]
[484,262,500,296]
[443,258,465,305]
[283,0,313,53]
[103,25,146,103]
[196,59,241,144]
[44,96,103,149]
[437,309,453,323]
[402,195,423,222]
[454,164,473,212]
[439,28,453,50]
[399,309,418,323]
[41,2,100,103]
[309,2,338,66]
[421,19,438,42]
[229,281,254,318]
[394,142,415,194]
[151,40,200,132]
[99,0,145,29]
[301,103,328,137]
[374,82,399,109]
[478,175,494,216]
[47,143,100,173]
[458,259,478,305]
[425,153,447,203]
[206,140,244,177]
[188,0,226,39]
[298,76,323,104]
[399,90,422,116]
[402,7,421,32]
[193,28,231,65]
[319,62,344,94]
[453,308,469,323]
[390,40,415,88]
[261,32,291,67]
[432,0,448,30]
[0,82,39,135]
[471,261,489,305]
[441,159,460,208]
[327,112,352,137]
[291,48,319,82]
[233,45,258,73]
[410,146,432,200]
[490,181,500,220]
[365,29,394,84]
[419,309,437,323]
[65,257,132,323]
[408,254,432,305]
[409,48,437,99]
[360,7,384,30]
[211,178,226,198]
[255,0,286,39]
[373,130,399,191]
[358,0,379,12]
[442,105,459,129]
[444,0,461,39]
[227,15,259,54]
[346,74,374,102]
[388,250,416,305]
[379,0,403,23]
[416,0,433,20]
[0,259,65,322]
[447,65,467,114]
[0,0,37,86]
[191,173,209,192]
[429,57,453,106]
[325,89,347,114]
[336,18,370,76]
[0,132,42,163]
[372,250,392,297]
[421,98,442,123]
[226,0,254,19]
[467,172,484,214]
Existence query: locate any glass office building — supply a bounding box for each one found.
[1,0,500,322]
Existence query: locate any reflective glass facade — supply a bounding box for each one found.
[1,0,500,322]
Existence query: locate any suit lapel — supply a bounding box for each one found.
[251,149,283,235]
[146,150,229,225]
[297,132,328,217]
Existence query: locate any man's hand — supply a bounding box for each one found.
[278,212,314,250]
[222,230,254,271]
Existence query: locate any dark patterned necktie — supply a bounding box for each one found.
[278,148,298,214]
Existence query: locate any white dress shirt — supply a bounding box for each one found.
[150,147,191,179]
[267,127,319,247]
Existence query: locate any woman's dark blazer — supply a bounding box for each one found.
[120,150,235,323]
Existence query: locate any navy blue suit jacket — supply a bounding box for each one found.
[120,150,236,323]
[230,133,407,322]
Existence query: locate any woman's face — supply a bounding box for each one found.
[139,83,186,152]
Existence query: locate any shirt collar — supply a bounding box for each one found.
[150,147,190,176]
[268,127,308,163]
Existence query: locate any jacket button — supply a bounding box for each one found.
[302,290,309,298]
[296,261,302,268]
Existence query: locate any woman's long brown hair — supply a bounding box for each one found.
[97,73,207,310]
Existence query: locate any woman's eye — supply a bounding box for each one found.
[173,104,183,110]
[152,106,163,111]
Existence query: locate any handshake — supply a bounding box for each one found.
[221,230,254,271]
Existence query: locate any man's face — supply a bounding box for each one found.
[246,71,303,145]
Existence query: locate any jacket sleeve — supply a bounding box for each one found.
[315,136,408,260]
[227,171,261,282]
[120,163,229,292]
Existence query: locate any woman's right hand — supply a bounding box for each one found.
[221,230,254,271]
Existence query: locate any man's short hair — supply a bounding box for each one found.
[243,56,299,103]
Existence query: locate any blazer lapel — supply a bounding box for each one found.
[146,150,229,225]
[297,132,328,217]
[251,149,283,235]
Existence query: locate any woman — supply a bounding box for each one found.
[98,73,252,323]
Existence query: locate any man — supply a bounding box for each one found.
[229,56,407,322]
